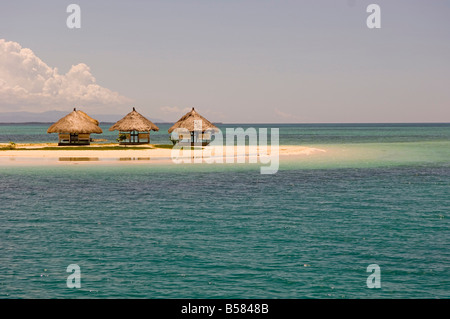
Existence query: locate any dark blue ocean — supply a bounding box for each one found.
[0,123,449,298]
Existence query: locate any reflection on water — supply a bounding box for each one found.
[119,157,151,161]
[59,157,99,161]
[58,157,152,162]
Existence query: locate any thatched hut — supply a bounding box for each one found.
[109,107,159,145]
[168,107,219,145]
[47,108,103,146]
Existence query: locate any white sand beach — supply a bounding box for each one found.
[0,143,326,165]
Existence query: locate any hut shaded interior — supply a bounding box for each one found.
[168,107,219,146]
[109,107,159,145]
[47,108,103,146]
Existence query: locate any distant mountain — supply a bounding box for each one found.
[0,110,165,123]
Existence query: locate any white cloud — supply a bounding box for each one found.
[0,39,132,112]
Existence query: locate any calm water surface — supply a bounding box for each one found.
[0,124,449,298]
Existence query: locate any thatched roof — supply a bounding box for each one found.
[47,108,103,134]
[168,107,219,133]
[109,107,159,132]
[77,110,99,125]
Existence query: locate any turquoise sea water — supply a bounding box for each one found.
[1,122,450,145]
[0,123,449,298]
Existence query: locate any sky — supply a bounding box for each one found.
[0,0,449,123]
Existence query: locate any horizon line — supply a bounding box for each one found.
[0,121,450,125]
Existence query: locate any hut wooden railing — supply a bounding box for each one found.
[78,134,91,143]
[118,131,150,145]
[58,133,91,146]
[138,133,150,143]
[172,131,213,146]
[59,134,70,144]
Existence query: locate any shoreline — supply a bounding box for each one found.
[2,141,450,170]
[0,143,326,165]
